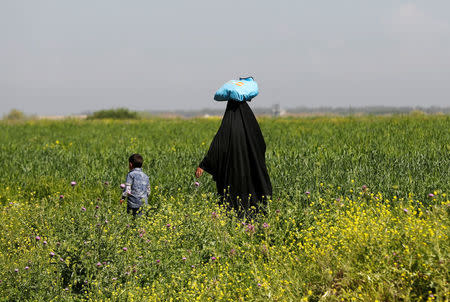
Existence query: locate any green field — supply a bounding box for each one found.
[0,115,448,301]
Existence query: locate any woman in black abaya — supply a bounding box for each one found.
[195,100,272,217]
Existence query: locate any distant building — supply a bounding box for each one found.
[272,104,280,117]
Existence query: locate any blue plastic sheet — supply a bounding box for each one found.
[214,77,259,102]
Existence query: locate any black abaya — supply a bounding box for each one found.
[199,100,272,216]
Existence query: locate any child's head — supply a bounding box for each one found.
[128,153,143,170]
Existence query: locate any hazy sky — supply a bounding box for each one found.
[1,1,449,115]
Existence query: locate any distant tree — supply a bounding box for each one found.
[4,109,26,120]
[87,108,139,120]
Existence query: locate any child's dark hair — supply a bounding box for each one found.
[129,153,143,168]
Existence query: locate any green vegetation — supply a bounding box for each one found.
[0,115,448,301]
[2,109,28,121]
[87,108,139,120]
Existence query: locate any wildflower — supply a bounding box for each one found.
[105,220,108,224]
[261,245,268,253]
[428,193,435,198]
[305,191,310,195]
[59,195,64,199]
[81,207,86,211]
[257,283,262,287]
[64,288,69,291]
[123,247,128,251]
[191,265,195,268]
[43,241,47,245]
[35,236,41,241]
[211,212,217,218]
[71,181,77,187]
[211,256,216,261]
[403,208,408,213]
[166,224,171,228]
[182,257,187,261]
[14,269,18,273]
[246,224,255,233]
[95,205,99,209]
[25,266,29,270]
[112,277,117,281]
[275,209,280,214]
[104,181,109,186]
[262,222,269,228]
[50,252,55,257]
[230,248,236,256]
[59,258,64,262]
[156,259,160,263]
[120,183,126,189]
[96,262,102,267]
[362,185,367,190]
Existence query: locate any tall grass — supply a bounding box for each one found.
[0,115,448,301]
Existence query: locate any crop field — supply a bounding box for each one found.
[0,115,448,301]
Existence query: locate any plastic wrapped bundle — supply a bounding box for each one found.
[214,77,259,102]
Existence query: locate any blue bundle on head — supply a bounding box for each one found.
[214,77,259,102]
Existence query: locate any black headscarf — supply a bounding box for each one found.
[199,100,272,216]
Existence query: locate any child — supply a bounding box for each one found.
[120,154,151,216]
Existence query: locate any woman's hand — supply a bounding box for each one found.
[195,167,204,178]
